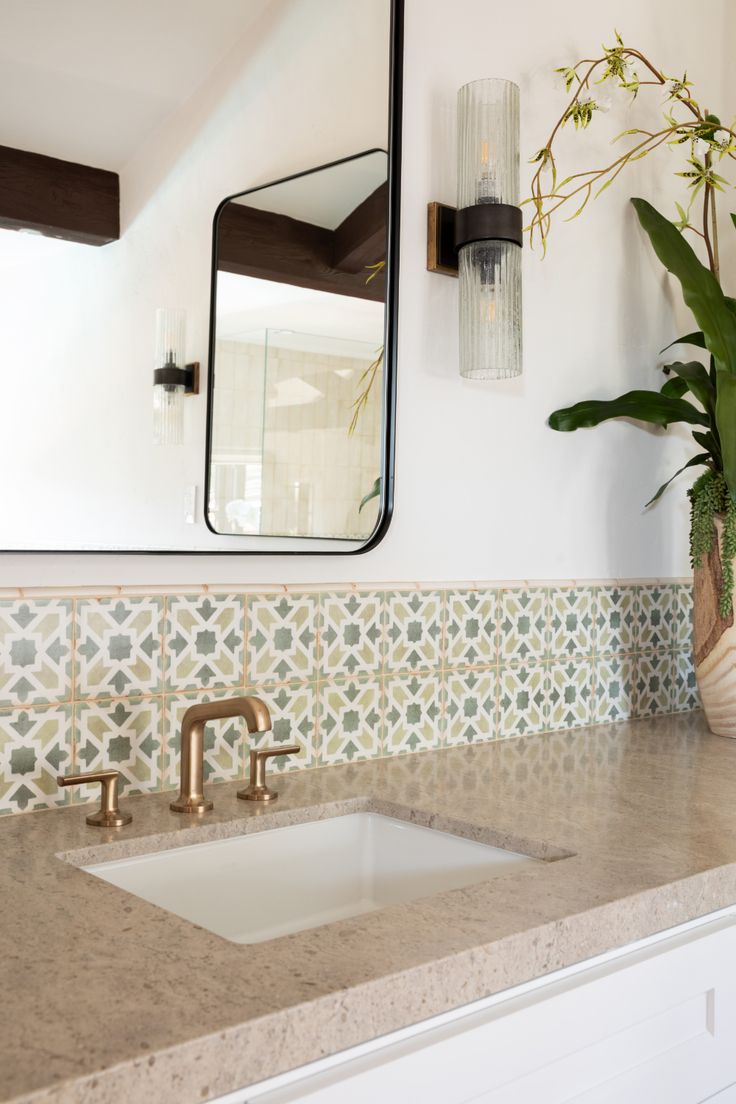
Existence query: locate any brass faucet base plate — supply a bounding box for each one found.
[237,787,277,802]
[85,810,133,828]
[169,798,214,814]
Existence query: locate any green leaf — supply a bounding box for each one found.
[660,331,705,354]
[631,198,736,376]
[644,453,710,507]
[548,390,709,432]
[358,477,381,513]
[716,375,736,504]
[661,360,714,413]
[661,377,688,398]
[731,213,736,232]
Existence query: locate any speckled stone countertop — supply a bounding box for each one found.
[4,711,736,1103]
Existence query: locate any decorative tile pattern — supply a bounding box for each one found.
[320,592,383,677]
[637,584,676,651]
[385,675,443,754]
[498,665,548,737]
[499,589,548,662]
[594,656,636,724]
[0,706,71,814]
[320,678,382,764]
[248,594,318,683]
[165,595,244,692]
[385,591,443,672]
[76,597,163,700]
[444,670,496,745]
[635,651,675,717]
[548,661,594,730]
[0,600,72,706]
[0,581,701,818]
[549,588,595,659]
[445,590,497,668]
[248,682,317,771]
[596,586,638,655]
[74,698,161,801]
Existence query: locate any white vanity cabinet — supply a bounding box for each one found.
[212,911,736,1104]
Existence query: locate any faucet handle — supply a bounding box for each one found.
[237,744,300,803]
[57,770,132,828]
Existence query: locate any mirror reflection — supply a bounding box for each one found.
[208,150,387,542]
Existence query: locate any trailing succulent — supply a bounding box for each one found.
[527,33,736,612]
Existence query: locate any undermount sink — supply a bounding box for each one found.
[82,812,538,944]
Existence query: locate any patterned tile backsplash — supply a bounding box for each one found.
[0,582,698,816]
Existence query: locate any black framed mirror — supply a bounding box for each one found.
[205,143,399,552]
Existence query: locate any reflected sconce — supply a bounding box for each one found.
[152,308,199,445]
[427,78,522,379]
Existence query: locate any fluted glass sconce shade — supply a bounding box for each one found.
[457,79,522,380]
[153,308,186,445]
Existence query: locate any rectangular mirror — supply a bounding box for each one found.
[207,149,391,547]
[0,0,402,553]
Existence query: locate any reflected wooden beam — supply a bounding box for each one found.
[0,145,119,245]
[331,182,388,274]
[217,201,385,302]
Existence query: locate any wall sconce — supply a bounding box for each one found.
[152,308,199,446]
[428,78,522,379]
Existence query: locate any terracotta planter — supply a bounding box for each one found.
[694,518,736,737]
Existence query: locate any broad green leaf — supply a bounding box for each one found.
[631,198,736,376]
[693,430,721,465]
[645,453,710,507]
[731,213,736,232]
[359,477,381,513]
[660,331,705,354]
[716,374,736,503]
[661,377,688,398]
[548,390,709,432]
[662,360,714,413]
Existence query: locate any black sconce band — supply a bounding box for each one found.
[454,203,523,251]
[153,363,199,394]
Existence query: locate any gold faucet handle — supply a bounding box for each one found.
[57,769,132,828]
[237,744,300,803]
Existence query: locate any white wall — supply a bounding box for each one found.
[1,0,731,586]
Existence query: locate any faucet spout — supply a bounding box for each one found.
[170,695,272,814]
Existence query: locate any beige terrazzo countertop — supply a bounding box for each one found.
[4,710,736,1103]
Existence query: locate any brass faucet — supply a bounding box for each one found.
[170,695,272,814]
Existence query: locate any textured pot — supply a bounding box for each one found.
[694,519,736,737]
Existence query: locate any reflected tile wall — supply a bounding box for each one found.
[0,582,697,815]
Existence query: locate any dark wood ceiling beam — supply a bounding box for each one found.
[217,201,385,302]
[0,145,119,246]
[331,181,388,274]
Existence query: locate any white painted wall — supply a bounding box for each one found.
[0,0,731,586]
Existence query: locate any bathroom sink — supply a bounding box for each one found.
[82,812,537,943]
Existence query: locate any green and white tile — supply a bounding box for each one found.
[247,593,318,683]
[548,661,594,730]
[498,664,549,737]
[320,678,382,764]
[594,655,636,724]
[384,591,443,672]
[445,590,497,668]
[672,585,694,650]
[165,594,244,692]
[444,670,496,745]
[248,682,317,771]
[74,698,162,800]
[163,689,244,790]
[384,674,443,754]
[75,597,163,700]
[635,651,675,717]
[0,599,72,706]
[637,585,676,651]
[596,586,638,655]
[320,591,383,678]
[499,589,548,663]
[0,705,71,814]
[549,588,595,660]
[672,648,699,713]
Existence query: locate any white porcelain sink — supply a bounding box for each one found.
[83,812,537,944]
